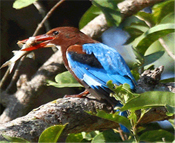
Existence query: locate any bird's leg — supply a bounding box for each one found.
[64,89,89,98]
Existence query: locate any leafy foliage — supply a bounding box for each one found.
[139,129,174,142]
[88,110,132,130]
[38,124,67,143]
[92,0,122,26]
[120,91,175,111]
[79,5,102,29]
[13,0,37,9]
[65,82,174,142]
[11,0,175,142]
[2,134,30,142]
[47,71,83,88]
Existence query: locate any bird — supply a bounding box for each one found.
[3,27,136,107]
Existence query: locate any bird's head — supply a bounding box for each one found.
[18,27,94,52]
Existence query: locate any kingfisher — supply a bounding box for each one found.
[3,27,136,107]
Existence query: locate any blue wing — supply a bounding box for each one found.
[66,43,136,102]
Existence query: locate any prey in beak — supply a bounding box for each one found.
[1,34,55,73]
[18,34,55,51]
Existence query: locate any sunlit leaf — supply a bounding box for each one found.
[92,0,122,26]
[139,129,174,142]
[66,133,83,142]
[152,0,174,24]
[160,12,175,24]
[82,131,100,141]
[79,5,101,29]
[47,71,83,88]
[38,124,67,143]
[2,134,29,142]
[121,91,175,111]
[132,23,175,55]
[13,0,37,9]
[136,11,155,26]
[92,129,122,143]
[166,104,175,116]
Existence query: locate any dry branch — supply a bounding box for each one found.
[0,51,65,123]
[81,0,165,38]
[0,96,173,142]
[0,66,174,141]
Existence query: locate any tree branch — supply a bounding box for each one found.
[81,0,165,38]
[0,66,174,141]
[0,96,173,142]
[0,51,66,123]
[0,0,173,141]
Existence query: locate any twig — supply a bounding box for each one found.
[33,1,50,32]
[5,57,25,93]
[0,0,65,93]
[0,67,10,89]
[33,0,66,36]
[159,38,175,60]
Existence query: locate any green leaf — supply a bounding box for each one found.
[92,129,122,143]
[136,11,155,26]
[132,47,144,65]
[139,129,174,142]
[66,133,83,142]
[91,110,132,130]
[160,12,175,24]
[47,71,83,88]
[82,131,100,141]
[2,134,29,142]
[121,91,175,111]
[125,22,149,44]
[152,0,175,24]
[168,119,175,129]
[133,23,175,55]
[107,81,138,104]
[143,51,165,66]
[13,0,37,9]
[38,124,67,143]
[79,5,101,29]
[92,0,122,26]
[160,77,175,83]
[166,104,175,116]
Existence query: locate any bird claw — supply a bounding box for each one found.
[64,89,89,98]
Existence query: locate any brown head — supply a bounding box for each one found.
[19,27,95,67]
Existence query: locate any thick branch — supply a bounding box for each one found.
[0,96,173,142]
[0,51,66,123]
[81,0,164,38]
[0,66,174,141]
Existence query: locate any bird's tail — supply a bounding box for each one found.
[115,103,130,133]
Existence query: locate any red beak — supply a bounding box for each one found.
[18,34,55,51]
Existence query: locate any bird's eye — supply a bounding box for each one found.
[53,31,59,36]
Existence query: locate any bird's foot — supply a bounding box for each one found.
[64,89,89,98]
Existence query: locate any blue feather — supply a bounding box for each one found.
[67,43,136,132]
[67,43,136,91]
[82,43,136,89]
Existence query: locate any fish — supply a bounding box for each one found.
[0,37,36,73]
